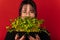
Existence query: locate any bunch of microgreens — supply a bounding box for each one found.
[6,17,44,33]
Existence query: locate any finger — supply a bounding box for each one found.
[19,35,25,40]
[15,33,19,40]
[29,36,35,40]
[36,34,40,40]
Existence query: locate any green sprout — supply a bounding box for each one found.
[6,17,44,33]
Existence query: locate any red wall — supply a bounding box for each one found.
[0,0,60,40]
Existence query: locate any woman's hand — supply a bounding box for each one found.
[15,33,19,40]
[15,34,25,40]
[36,34,40,40]
[19,35,25,40]
[29,36,36,40]
[29,34,40,40]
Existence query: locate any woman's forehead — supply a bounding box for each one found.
[22,4,34,10]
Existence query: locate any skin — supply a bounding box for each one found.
[15,4,40,40]
[21,4,35,19]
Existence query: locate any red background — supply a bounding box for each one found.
[0,0,60,40]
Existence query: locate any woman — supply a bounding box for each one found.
[5,0,50,40]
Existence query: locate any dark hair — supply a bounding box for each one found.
[19,0,37,17]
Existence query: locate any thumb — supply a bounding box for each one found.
[15,33,19,40]
[19,35,25,40]
[36,34,40,40]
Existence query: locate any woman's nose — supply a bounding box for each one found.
[26,12,30,17]
[26,14,29,17]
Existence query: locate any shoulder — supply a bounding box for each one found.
[5,31,17,40]
[5,31,25,40]
[40,29,50,36]
[38,28,50,40]
[6,31,17,36]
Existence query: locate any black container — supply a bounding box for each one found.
[16,32,40,40]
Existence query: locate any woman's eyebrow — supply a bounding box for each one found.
[30,9,34,12]
[30,7,34,11]
[22,8,27,11]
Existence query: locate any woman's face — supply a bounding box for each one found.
[21,4,35,19]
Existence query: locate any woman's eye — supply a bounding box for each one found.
[23,11,26,13]
[30,10,34,13]
[30,11,34,13]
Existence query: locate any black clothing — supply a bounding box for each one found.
[5,29,50,40]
